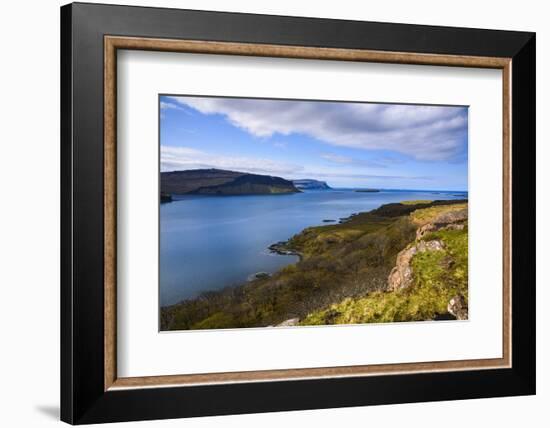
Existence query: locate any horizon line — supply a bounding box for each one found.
[160,168,467,193]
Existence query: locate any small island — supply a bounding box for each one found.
[354,188,380,193]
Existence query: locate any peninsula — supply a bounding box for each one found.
[161,168,301,196]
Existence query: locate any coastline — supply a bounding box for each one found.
[161,198,468,331]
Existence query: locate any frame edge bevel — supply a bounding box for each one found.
[60,3,75,424]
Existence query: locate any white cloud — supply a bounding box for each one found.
[161,146,433,185]
[160,101,182,111]
[160,101,195,115]
[273,141,288,149]
[321,153,353,164]
[320,153,393,169]
[168,96,468,161]
[160,146,304,176]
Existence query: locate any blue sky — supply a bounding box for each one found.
[160,95,468,190]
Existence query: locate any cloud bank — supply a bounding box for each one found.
[161,146,304,176]
[161,146,432,183]
[168,96,468,162]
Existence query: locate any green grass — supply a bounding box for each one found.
[286,218,393,257]
[410,203,468,225]
[191,311,236,329]
[400,200,433,205]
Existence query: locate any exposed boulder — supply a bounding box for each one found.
[447,295,468,320]
[417,239,445,252]
[276,318,300,327]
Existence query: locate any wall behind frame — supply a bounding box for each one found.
[0,1,545,427]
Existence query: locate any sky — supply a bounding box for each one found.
[160,95,468,190]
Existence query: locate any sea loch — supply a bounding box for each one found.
[160,189,465,306]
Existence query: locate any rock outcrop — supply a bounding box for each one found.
[387,239,445,291]
[276,318,300,327]
[160,192,172,203]
[416,208,467,240]
[387,204,468,319]
[447,295,468,320]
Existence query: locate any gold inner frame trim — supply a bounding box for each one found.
[104,35,512,391]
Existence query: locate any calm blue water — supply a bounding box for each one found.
[160,189,466,306]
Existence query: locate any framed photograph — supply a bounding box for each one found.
[61,2,535,424]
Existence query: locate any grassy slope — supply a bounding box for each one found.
[161,200,467,330]
[301,204,468,325]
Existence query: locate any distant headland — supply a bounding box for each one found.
[161,168,301,196]
[292,179,331,190]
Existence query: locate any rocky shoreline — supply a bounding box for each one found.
[247,271,271,281]
[267,212,360,258]
[268,241,302,258]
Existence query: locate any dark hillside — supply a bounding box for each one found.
[161,168,300,195]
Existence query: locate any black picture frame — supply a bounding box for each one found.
[61,2,535,424]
